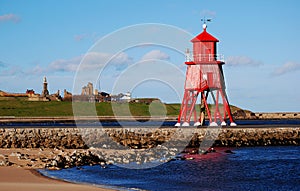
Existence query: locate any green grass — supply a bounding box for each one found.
[0,98,73,116]
[0,97,244,117]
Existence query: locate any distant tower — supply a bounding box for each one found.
[176,20,236,127]
[87,82,93,95]
[41,76,49,97]
[81,82,94,95]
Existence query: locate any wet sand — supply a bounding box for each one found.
[0,166,114,191]
[0,148,115,191]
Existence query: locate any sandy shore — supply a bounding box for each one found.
[0,148,115,191]
[0,166,115,191]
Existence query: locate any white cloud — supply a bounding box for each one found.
[29,65,44,75]
[200,10,216,18]
[0,61,23,76]
[82,52,132,70]
[226,56,263,67]
[1,65,23,76]
[74,33,97,42]
[0,14,20,23]
[272,61,300,76]
[48,56,82,72]
[1,52,132,77]
[108,52,133,66]
[74,34,86,41]
[47,52,132,73]
[141,50,170,61]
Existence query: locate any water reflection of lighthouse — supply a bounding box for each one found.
[176,20,236,127]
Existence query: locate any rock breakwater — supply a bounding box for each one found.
[0,126,299,169]
[0,128,86,149]
[1,127,298,149]
[0,148,105,169]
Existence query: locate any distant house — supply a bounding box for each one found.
[26,89,41,101]
[97,92,111,102]
[26,89,35,96]
[63,89,72,101]
[111,92,131,102]
[121,92,131,102]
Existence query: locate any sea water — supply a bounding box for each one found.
[40,146,300,191]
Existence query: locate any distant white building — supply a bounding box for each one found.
[120,92,131,102]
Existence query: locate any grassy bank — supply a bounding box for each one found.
[0,97,241,117]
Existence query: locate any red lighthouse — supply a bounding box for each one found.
[176,21,236,127]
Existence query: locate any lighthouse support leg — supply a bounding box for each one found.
[220,90,236,126]
[186,91,198,125]
[177,90,199,126]
[182,90,191,126]
[176,90,189,126]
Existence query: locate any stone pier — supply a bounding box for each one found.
[0,126,299,169]
[0,126,299,149]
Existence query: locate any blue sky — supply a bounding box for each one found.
[1,0,300,112]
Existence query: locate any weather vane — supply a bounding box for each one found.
[201,17,212,24]
[201,17,212,29]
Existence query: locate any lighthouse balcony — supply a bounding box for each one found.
[185,53,225,63]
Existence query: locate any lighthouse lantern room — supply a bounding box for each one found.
[176,20,236,127]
